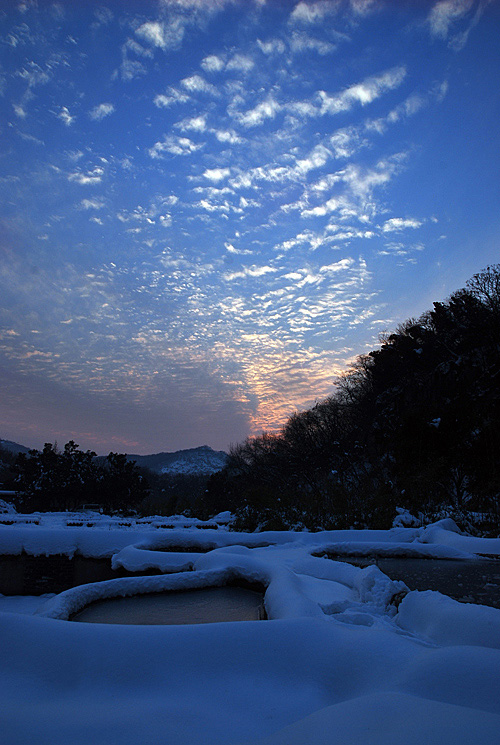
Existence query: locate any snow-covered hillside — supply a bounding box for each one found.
[126,445,228,475]
[0,439,30,456]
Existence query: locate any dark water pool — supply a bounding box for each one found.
[334,557,500,609]
[72,586,266,625]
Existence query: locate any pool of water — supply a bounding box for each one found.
[333,557,500,609]
[72,586,266,625]
[377,557,500,608]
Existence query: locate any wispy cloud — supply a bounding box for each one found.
[257,38,286,55]
[175,115,207,132]
[289,31,336,54]
[89,103,115,121]
[180,73,219,95]
[135,20,185,51]
[430,0,493,50]
[289,1,340,25]
[57,106,75,126]
[68,166,104,185]
[382,217,423,232]
[319,66,407,114]
[201,54,225,72]
[149,135,203,158]
[224,265,278,281]
[428,0,474,39]
[235,96,282,128]
[81,198,105,210]
[226,53,255,72]
[154,87,190,108]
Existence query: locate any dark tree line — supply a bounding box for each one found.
[199,266,500,532]
[12,441,150,514]
[139,471,210,516]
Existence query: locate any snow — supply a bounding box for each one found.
[396,589,500,649]
[0,593,55,615]
[1,515,500,744]
[419,518,500,555]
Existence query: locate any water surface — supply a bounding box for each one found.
[72,586,266,625]
[334,556,500,609]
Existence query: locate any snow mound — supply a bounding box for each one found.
[396,589,500,649]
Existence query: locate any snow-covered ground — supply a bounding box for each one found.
[1,513,499,744]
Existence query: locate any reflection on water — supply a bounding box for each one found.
[72,586,266,625]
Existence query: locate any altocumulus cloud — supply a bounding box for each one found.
[0,0,497,453]
[89,103,115,121]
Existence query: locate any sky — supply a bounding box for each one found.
[0,0,499,455]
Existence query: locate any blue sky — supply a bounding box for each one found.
[1,0,499,455]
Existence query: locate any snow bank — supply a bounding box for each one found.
[2,517,498,561]
[419,519,500,556]
[312,539,475,560]
[0,524,148,558]
[396,589,500,649]
[36,569,240,620]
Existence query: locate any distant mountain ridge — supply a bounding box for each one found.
[1,439,228,477]
[126,446,228,476]
[0,439,31,456]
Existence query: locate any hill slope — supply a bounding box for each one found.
[126,446,228,476]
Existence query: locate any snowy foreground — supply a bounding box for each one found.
[1,512,500,745]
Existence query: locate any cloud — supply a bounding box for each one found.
[117,58,147,81]
[257,38,286,55]
[428,0,474,38]
[203,167,231,182]
[365,93,426,134]
[149,135,203,158]
[13,60,53,117]
[298,154,406,221]
[319,66,407,114]
[290,31,336,54]
[225,242,253,255]
[180,74,219,95]
[226,54,255,72]
[329,126,366,158]
[201,54,225,72]
[154,87,190,107]
[135,20,185,51]
[349,0,377,15]
[13,104,27,118]
[57,106,75,126]
[93,7,113,27]
[429,0,493,50]
[175,115,207,132]
[211,128,243,145]
[289,1,340,25]
[68,167,104,185]
[382,217,423,232]
[89,103,115,121]
[81,198,105,210]
[236,96,281,127]
[224,265,278,281]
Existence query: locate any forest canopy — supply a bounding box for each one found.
[11,441,150,514]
